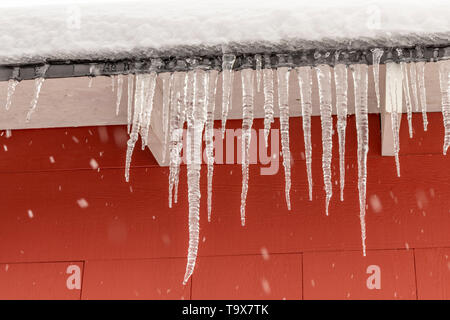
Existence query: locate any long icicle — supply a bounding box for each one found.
[386,63,402,177]
[115,74,124,116]
[400,62,413,138]
[125,73,144,182]
[438,60,450,155]
[240,68,255,226]
[334,64,348,201]
[371,48,384,109]
[417,62,428,131]
[351,63,369,257]
[255,54,262,92]
[263,55,275,146]
[277,67,292,211]
[221,53,236,137]
[183,68,208,285]
[161,72,172,163]
[168,72,187,208]
[26,64,49,122]
[410,62,420,112]
[206,70,219,222]
[316,65,333,215]
[5,67,19,110]
[297,66,314,201]
[140,72,157,149]
[127,74,134,134]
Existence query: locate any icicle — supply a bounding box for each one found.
[127,74,134,134]
[26,64,49,122]
[386,63,402,177]
[255,54,262,92]
[400,63,413,138]
[240,68,255,225]
[140,72,157,149]
[111,75,115,92]
[410,63,420,112]
[315,65,333,215]
[205,70,219,222]
[221,54,236,136]
[350,64,369,257]
[5,80,18,111]
[160,73,172,163]
[183,68,208,285]
[125,73,144,182]
[297,66,313,201]
[334,64,348,201]
[416,62,428,131]
[371,48,383,109]
[438,60,450,155]
[168,72,187,208]
[276,67,292,211]
[263,56,275,146]
[88,64,96,88]
[115,74,124,116]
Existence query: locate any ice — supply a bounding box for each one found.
[240,68,255,226]
[315,64,333,215]
[297,66,313,201]
[263,56,275,146]
[417,62,428,131]
[221,53,236,136]
[410,63,420,112]
[438,60,450,155]
[334,63,348,201]
[111,75,115,92]
[160,72,172,163]
[277,67,292,211]
[371,48,384,109]
[205,70,219,222]
[5,79,18,110]
[26,64,49,122]
[386,62,402,177]
[125,73,144,182]
[140,72,157,149]
[350,63,369,257]
[255,54,262,92]
[127,74,134,134]
[400,62,413,138]
[115,74,124,116]
[183,68,208,285]
[168,71,187,208]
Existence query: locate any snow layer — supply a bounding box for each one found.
[0,0,449,64]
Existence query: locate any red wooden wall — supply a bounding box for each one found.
[0,112,448,299]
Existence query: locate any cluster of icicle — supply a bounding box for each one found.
[4,53,450,285]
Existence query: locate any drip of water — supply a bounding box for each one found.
[263,57,275,146]
[240,68,255,226]
[205,70,219,222]
[297,66,314,201]
[183,68,208,285]
[140,72,157,149]
[417,62,428,131]
[116,74,124,116]
[315,65,333,215]
[334,64,348,201]
[277,67,292,211]
[125,73,145,182]
[168,72,187,208]
[221,54,236,137]
[159,73,172,164]
[350,63,369,257]
[438,60,450,155]
[400,63,413,138]
[26,64,49,122]
[371,48,384,109]
[127,74,134,134]
[255,54,262,92]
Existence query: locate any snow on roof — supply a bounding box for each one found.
[0,0,449,64]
